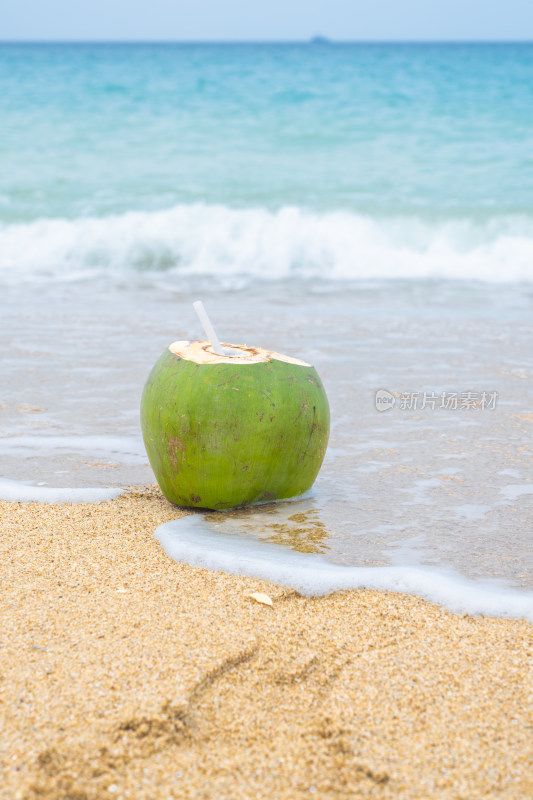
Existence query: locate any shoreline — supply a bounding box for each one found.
[1,487,532,799]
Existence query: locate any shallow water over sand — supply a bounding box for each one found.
[1,280,532,593]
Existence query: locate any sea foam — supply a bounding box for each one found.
[1,204,533,284]
[155,515,533,622]
[0,478,122,503]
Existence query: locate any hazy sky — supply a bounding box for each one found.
[2,0,532,42]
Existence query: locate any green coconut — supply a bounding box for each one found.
[140,340,330,510]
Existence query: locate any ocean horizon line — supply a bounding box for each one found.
[1,38,533,45]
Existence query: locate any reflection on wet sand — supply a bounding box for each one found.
[204,500,332,554]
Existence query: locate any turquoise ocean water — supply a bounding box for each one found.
[1,42,533,281]
[1,44,532,615]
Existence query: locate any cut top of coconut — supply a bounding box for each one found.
[169,340,311,367]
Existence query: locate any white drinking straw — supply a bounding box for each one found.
[193,300,226,356]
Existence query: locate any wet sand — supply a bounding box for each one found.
[1,487,532,800]
[3,282,533,590]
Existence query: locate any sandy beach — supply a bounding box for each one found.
[1,487,532,800]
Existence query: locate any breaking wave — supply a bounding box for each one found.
[1,203,533,285]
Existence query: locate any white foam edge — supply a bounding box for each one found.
[0,478,123,504]
[155,516,533,622]
[2,203,533,284]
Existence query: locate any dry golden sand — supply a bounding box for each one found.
[1,487,532,800]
